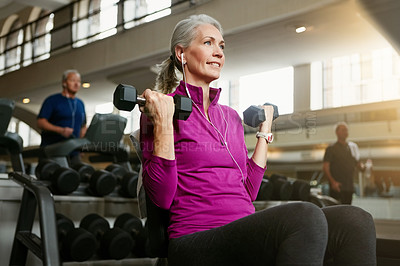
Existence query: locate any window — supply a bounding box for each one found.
[7,118,41,147]
[33,12,54,62]
[239,67,294,117]
[22,24,33,66]
[95,102,114,114]
[310,61,323,110]
[89,0,118,40]
[5,20,23,72]
[311,47,400,109]
[0,41,4,75]
[124,0,171,29]
[2,9,53,71]
[72,0,90,47]
[73,0,118,48]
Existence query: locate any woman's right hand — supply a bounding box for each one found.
[140,89,175,159]
[139,89,175,126]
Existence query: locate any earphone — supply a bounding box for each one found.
[181,52,192,99]
[180,52,245,183]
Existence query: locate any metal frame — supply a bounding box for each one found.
[9,172,60,266]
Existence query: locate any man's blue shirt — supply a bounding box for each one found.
[38,93,86,146]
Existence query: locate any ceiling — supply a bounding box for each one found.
[1,0,399,113]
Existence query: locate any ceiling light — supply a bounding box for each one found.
[285,22,312,34]
[295,26,307,33]
[22,98,30,104]
[82,82,91,88]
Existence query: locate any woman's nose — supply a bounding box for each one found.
[214,47,223,58]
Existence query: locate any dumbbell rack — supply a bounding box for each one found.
[8,171,156,266]
[8,171,60,266]
[0,108,58,265]
[5,112,157,265]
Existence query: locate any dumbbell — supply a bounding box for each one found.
[72,162,94,183]
[114,213,148,257]
[290,179,311,201]
[35,159,80,194]
[113,84,192,120]
[243,102,279,127]
[56,213,96,262]
[256,178,274,201]
[72,162,117,196]
[269,174,293,201]
[80,213,134,260]
[105,163,138,198]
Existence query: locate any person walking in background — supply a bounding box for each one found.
[323,122,364,204]
[37,69,87,164]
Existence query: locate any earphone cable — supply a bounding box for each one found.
[67,97,77,131]
[182,60,245,183]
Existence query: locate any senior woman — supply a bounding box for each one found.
[139,14,376,266]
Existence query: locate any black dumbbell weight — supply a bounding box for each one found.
[105,163,138,198]
[114,213,148,257]
[56,213,96,262]
[80,213,134,260]
[243,102,279,127]
[119,171,138,198]
[73,162,117,196]
[290,179,311,201]
[72,162,94,183]
[105,163,128,179]
[256,178,274,201]
[269,174,293,201]
[35,159,80,194]
[113,84,192,120]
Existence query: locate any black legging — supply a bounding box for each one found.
[168,202,376,266]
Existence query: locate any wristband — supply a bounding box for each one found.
[256,131,274,144]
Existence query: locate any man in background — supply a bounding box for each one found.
[323,122,364,204]
[37,69,87,164]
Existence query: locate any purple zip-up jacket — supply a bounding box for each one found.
[140,81,266,239]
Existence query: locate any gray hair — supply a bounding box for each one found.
[62,69,80,83]
[335,122,348,132]
[155,14,223,93]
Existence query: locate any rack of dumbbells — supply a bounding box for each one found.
[6,111,155,265]
[253,172,341,210]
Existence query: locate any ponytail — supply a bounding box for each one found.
[155,55,179,94]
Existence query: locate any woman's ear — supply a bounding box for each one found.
[175,46,185,64]
[181,53,185,65]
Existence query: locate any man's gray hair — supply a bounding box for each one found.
[62,69,80,83]
[335,121,348,132]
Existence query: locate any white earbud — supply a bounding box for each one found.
[181,53,185,65]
